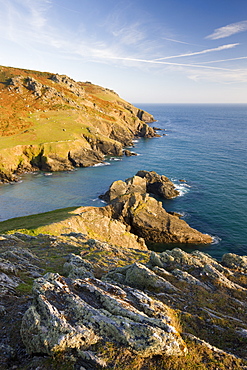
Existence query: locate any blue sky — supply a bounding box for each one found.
[0,0,247,103]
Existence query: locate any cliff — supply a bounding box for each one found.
[0,66,156,182]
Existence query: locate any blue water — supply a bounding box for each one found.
[0,104,246,259]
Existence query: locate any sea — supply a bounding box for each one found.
[0,104,246,260]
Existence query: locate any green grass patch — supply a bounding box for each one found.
[0,207,78,234]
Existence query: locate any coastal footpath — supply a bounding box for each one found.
[0,66,156,183]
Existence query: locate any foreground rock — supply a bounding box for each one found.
[0,233,246,369]
[21,271,187,363]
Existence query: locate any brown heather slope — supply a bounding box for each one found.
[0,65,155,182]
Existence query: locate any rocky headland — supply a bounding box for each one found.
[0,66,246,369]
[0,66,157,183]
[99,171,213,245]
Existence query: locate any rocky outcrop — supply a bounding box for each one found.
[100,170,179,202]
[136,170,180,199]
[50,73,85,97]
[33,206,147,251]
[108,192,213,245]
[100,171,212,245]
[21,271,186,362]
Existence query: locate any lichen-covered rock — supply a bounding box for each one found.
[172,268,210,290]
[221,253,247,272]
[63,254,94,279]
[105,262,177,293]
[202,264,246,291]
[150,249,226,273]
[148,249,247,292]
[21,272,187,359]
[0,272,20,295]
[1,231,247,368]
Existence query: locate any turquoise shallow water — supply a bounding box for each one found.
[0,104,246,259]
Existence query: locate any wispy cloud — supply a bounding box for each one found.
[1,1,246,86]
[112,23,145,46]
[188,68,247,84]
[162,37,195,45]
[206,20,247,40]
[196,56,247,64]
[105,55,237,71]
[154,44,239,61]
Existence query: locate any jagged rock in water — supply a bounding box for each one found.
[136,170,179,199]
[138,122,156,137]
[21,272,187,359]
[124,149,137,156]
[100,170,179,202]
[108,192,213,245]
[100,175,146,202]
[99,171,212,246]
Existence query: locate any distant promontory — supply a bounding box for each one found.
[0,66,156,183]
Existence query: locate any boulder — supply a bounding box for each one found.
[21,272,187,359]
[221,253,247,272]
